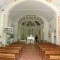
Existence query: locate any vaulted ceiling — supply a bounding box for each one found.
[0,0,60,22]
[0,0,15,10]
[9,0,57,22]
[0,0,60,10]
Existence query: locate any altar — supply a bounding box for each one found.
[27,35,35,44]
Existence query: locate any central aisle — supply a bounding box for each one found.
[20,44,41,60]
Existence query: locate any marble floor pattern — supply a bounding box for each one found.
[20,43,41,60]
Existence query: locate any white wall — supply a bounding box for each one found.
[13,22,18,42]
[8,16,14,27]
[49,17,56,43]
[3,15,18,44]
[6,15,14,44]
[0,11,2,36]
[44,21,49,41]
[0,11,3,44]
[51,0,60,5]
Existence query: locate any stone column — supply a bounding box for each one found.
[1,11,8,46]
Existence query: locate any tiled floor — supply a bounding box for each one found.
[20,43,41,60]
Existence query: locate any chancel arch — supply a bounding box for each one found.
[17,15,44,42]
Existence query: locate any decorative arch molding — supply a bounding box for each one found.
[15,14,49,26]
[18,15,44,26]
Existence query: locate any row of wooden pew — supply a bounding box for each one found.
[37,42,60,60]
[0,41,25,60]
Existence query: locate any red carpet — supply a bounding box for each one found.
[20,44,41,60]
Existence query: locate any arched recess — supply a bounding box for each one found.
[17,15,44,41]
[14,14,49,42]
[1,0,59,45]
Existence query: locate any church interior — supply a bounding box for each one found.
[0,0,60,60]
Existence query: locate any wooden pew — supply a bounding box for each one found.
[0,47,20,58]
[6,42,25,54]
[49,55,60,60]
[0,47,21,59]
[37,44,59,56]
[43,50,60,60]
[36,42,60,60]
[0,53,17,60]
[0,41,25,60]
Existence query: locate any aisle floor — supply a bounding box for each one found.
[20,44,41,60]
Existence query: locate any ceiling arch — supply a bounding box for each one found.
[4,0,59,22]
[18,15,44,26]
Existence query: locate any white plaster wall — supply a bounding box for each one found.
[49,17,56,43]
[51,0,60,5]
[50,18,56,32]
[44,20,49,42]
[0,11,2,36]
[14,22,18,42]
[0,11,3,43]
[7,16,15,44]
[8,17,18,42]
[8,16,14,27]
